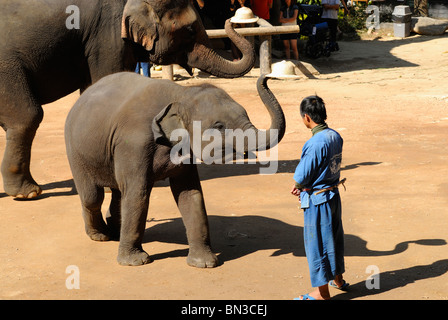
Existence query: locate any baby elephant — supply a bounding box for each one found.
[65,72,285,267]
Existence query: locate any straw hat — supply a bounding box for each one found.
[266,60,301,79]
[230,6,259,24]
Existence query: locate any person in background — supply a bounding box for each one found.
[279,0,299,60]
[192,0,205,21]
[230,0,250,13]
[250,0,273,21]
[321,0,347,52]
[135,62,151,77]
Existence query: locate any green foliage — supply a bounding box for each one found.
[338,2,369,33]
[295,0,368,33]
[295,0,385,35]
[296,0,321,4]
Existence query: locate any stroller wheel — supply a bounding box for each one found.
[326,42,339,52]
[322,43,331,57]
[306,42,323,59]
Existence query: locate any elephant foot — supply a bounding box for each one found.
[87,230,111,242]
[117,247,152,266]
[187,248,219,268]
[3,174,42,199]
[85,223,113,241]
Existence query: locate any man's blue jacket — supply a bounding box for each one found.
[294,126,343,209]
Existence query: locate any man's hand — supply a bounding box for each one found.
[290,185,301,197]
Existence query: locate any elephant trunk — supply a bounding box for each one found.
[246,75,286,152]
[187,19,255,78]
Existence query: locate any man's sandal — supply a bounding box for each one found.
[294,293,316,300]
[329,280,349,291]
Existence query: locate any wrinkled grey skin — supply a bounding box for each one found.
[64,72,285,267]
[0,0,255,199]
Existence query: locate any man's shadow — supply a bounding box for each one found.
[332,259,448,300]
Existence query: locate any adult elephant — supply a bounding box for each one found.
[64,72,285,266]
[0,0,255,199]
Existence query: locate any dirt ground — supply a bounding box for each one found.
[1,32,448,301]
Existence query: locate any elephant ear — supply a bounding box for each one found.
[152,103,187,147]
[121,0,159,52]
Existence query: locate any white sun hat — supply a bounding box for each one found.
[266,60,301,79]
[230,6,259,24]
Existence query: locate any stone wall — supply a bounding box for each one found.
[429,3,448,19]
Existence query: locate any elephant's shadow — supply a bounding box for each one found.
[143,214,446,263]
[143,215,447,299]
[154,160,383,187]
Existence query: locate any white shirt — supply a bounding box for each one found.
[321,0,340,20]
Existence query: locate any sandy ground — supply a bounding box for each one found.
[1,33,448,301]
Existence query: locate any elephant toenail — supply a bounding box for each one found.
[27,191,37,198]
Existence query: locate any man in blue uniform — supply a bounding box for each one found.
[291,95,348,300]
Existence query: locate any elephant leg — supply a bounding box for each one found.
[1,127,42,198]
[106,188,121,240]
[116,188,152,266]
[76,180,110,241]
[169,165,218,268]
[0,76,43,198]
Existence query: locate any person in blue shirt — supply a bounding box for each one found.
[291,95,348,300]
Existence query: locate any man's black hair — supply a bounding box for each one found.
[300,95,327,124]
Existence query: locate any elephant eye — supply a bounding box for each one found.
[212,122,225,131]
[186,25,195,36]
[181,25,196,42]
